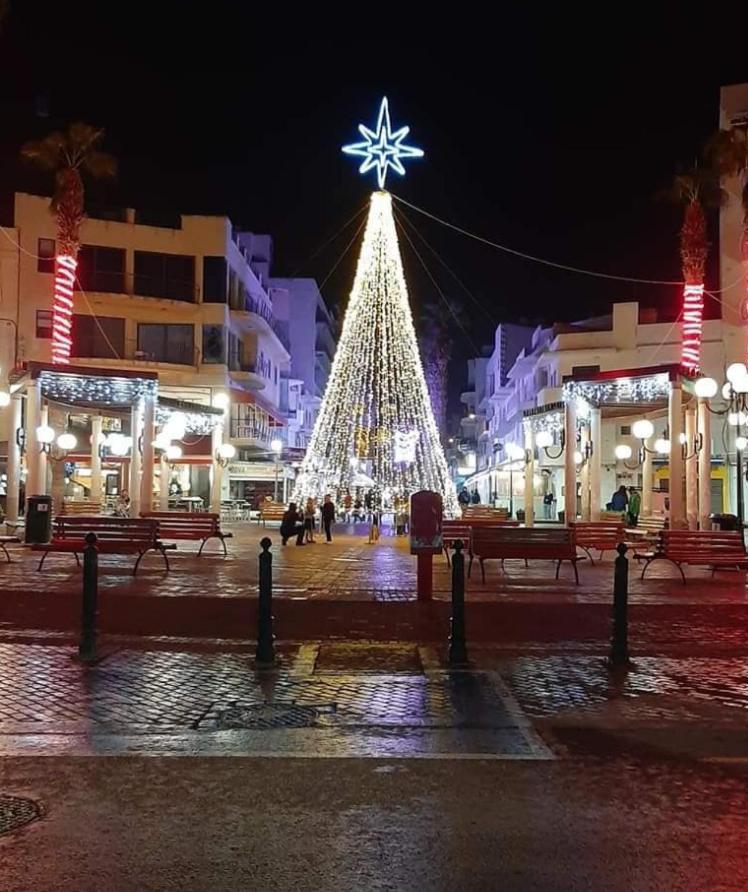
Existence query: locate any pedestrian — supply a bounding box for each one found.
[471,489,481,505]
[543,489,555,520]
[458,488,470,508]
[368,508,380,543]
[627,488,641,526]
[280,502,305,546]
[343,491,352,522]
[364,491,373,521]
[610,485,629,513]
[321,494,336,543]
[114,489,131,518]
[303,497,316,543]
[353,498,363,522]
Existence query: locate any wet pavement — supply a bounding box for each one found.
[2,756,748,890]
[0,642,549,759]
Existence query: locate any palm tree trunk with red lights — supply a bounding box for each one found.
[21,124,116,365]
[679,197,708,373]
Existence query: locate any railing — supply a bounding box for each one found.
[230,423,271,443]
[244,296,290,350]
[74,271,199,303]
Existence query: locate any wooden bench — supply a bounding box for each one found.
[462,506,509,520]
[142,512,233,555]
[257,501,286,526]
[640,530,748,584]
[570,521,625,564]
[625,513,668,555]
[60,500,102,515]
[442,521,473,565]
[470,527,581,583]
[32,516,175,575]
[0,535,20,562]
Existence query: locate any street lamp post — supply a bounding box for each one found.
[271,438,283,502]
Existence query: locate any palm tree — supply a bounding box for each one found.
[667,167,721,372]
[21,123,116,364]
[418,298,464,440]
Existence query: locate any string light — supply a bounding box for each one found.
[681,283,705,372]
[563,373,671,407]
[293,191,458,515]
[51,255,77,364]
[38,369,157,405]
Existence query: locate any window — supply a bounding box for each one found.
[71,315,125,359]
[37,238,55,273]
[137,324,194,364]
[134,251,195,302]
[620,425,631,436]
[202,325,225,364]
[77,245,126,293]
[203,256,227,303]
[36,309,53,338]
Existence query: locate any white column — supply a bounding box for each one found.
[523,422,534,527]
[563,400,577,525]
[668,382,685,529]
[25,380,44,497]
[697,398,712,530]
[685,407,698,530]
[139,393,155,513]
[90,415,103,506]
[579,425,591,521]
[210,422,223,514]
[4,396,22,521]
[39,403,49,496]
[642,437,654,517]
[129,398,143,517]
[159,453,170,510]
[589,408,602,521]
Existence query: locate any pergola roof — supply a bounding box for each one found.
[18,362,158,410]
[561,364,694,409]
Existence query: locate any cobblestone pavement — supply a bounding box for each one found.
[0,642,548,758]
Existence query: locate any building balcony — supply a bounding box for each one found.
[232,296,290,352]
[315,321,336,358]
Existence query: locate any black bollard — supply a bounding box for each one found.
[255,536,276,667]
[448,539,468,666]
[608,542,631,668]
[78,532,99,663]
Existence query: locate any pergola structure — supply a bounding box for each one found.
[4,362,229,520]
[521,365,709,529]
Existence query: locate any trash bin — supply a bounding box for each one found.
[710,513,739,532]
[24,495,53,544]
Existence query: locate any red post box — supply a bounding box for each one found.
[410,490,443,601]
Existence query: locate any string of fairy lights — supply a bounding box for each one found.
[293,190,458,514]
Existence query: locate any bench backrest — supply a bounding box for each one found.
[260,502,286,516]
[460,517,520,527]
[462,506,508,519]
[472,526,575,557]
[54,516,159,543]
[661,530,746,555]
[441,521,473,545]
[570,521,624,545]
[637,514,667,532]
[60,500,102,516]
[142,511,220,534]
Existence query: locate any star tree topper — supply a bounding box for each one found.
[342,97,424,190]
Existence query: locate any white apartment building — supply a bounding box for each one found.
[0,192,294,512]
[269,277,336,452]
[463,304,736,519]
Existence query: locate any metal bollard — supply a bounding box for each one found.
[608,542,631,668]
[448,539,468,666]
[78,532,99,663]
[255,536,276,666]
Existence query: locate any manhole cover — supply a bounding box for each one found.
[0,796,40,835]
[216,702,336,730]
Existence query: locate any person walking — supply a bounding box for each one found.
[280,502,305,546]
[321,494,336,543]
[343,491,352,522]
[303,497,316,543]
[458,488,470,508]
[471,489,481,505]
[627,488,641,526]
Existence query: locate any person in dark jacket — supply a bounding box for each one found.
[471,489,481,504]
[280,502,305,546]
[320,494,336,542]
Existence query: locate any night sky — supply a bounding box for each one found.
[1,4,747,397]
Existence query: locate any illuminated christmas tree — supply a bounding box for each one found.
[293,99,457,514]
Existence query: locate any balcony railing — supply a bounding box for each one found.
[74,272,199,303]
[230,423,271,443]
[244,296,290,350]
